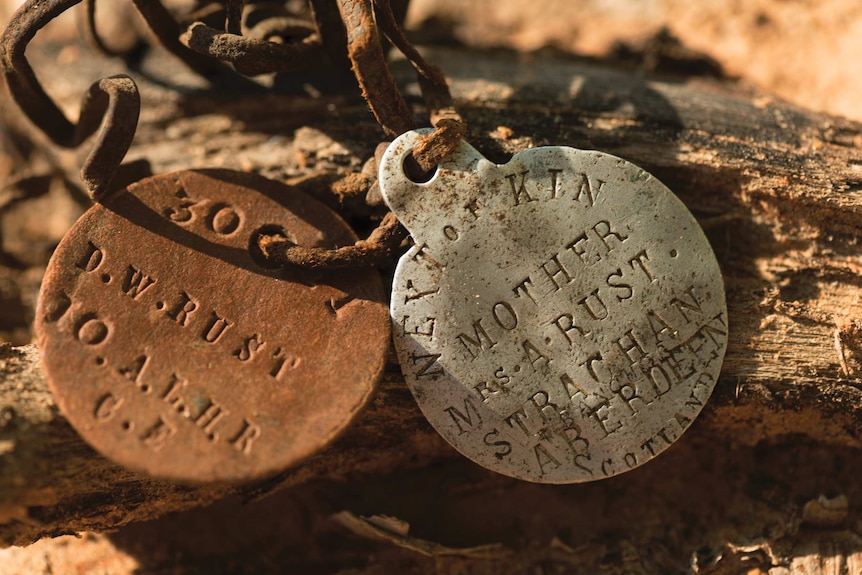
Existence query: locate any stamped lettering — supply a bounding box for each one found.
[379,131,727,484]
[36,170,389,483]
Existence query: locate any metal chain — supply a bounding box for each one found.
[262,0,465,269]
[0,0,141,200]
[1,0,462,266]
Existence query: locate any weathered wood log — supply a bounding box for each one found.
[3,42,862,553]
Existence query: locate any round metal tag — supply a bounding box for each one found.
[36,169,389,483]
[380,130,727,484]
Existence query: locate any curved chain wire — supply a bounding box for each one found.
[0,0,141,199]
[1,0,463,266]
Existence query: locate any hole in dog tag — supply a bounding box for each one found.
[36,169,389,483]
[380,130,727,484]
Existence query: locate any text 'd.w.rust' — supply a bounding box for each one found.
[36,170,389,483]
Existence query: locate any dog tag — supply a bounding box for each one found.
[380,130,727,483]
[36,169,389,483]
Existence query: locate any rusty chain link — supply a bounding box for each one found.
[0,0,141,200]
[261,0,464,269]
[258,211,406,269]
[180,20,322,76]
[372,0,465,172]
[82,0,130,57]
[1,0,463,267]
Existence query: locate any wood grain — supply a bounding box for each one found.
[3,44,862,563]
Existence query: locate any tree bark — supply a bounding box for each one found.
[3,41,862,572]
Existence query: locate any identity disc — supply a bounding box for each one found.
[36,170,389,483]
[379,130,727,484]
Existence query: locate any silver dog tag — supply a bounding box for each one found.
[380,130,727,483]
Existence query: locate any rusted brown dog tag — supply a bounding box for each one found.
[36,170,389,483]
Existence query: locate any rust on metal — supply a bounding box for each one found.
[259,210,407,269]
[129,0,231,78]
[309,0,351,69]
[372,0,466,170]
[35,170,390,483]
[224,0,245,35]
[82,0,137,57]
[336,0,415,137]
[2,0,459,268]
[0,0,141,199]
[246,16,319,44]
[78,75,141,200]
[411,118,467,174]
[180,20,322,76]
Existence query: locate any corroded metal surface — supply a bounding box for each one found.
[380,130,727,483]
[35,170,389,483]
